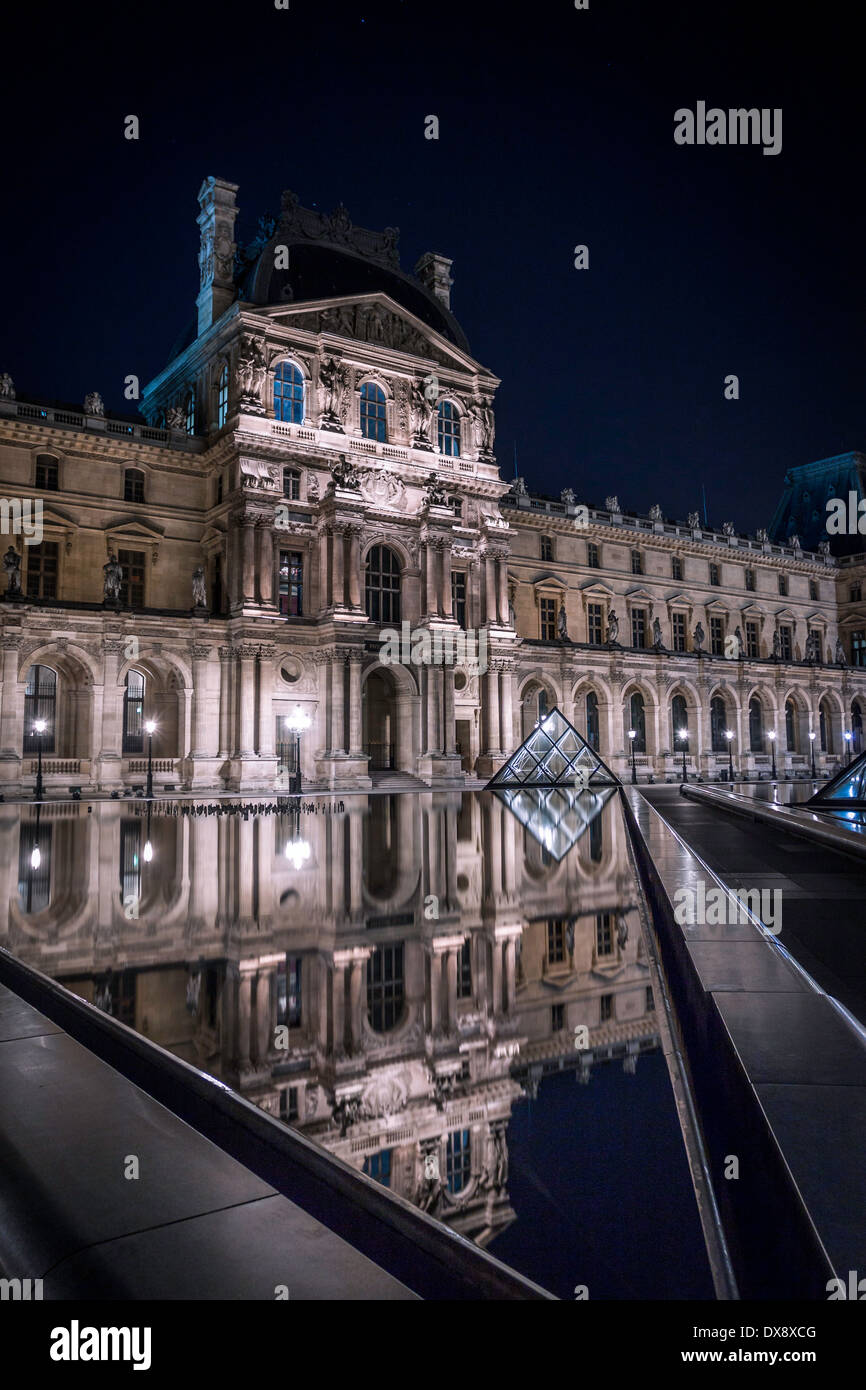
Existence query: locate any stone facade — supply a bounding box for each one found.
[1,176,865,793]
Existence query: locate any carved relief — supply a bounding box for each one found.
[359,469,407,511]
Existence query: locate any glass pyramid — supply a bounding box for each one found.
[806,751,866,807]
[486,706,620,790]
[493,784,617,862]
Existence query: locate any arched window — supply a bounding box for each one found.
[367,944,404,1032]
[785,699,797,752]
[852,700,863,754]
[585,691,600,750]
[185,389,196,436]
[629,692,646,753]
[819,699,833,753]
[671,693,689,749]
[273,361,304,423]
[360,382,387,442]
[216,363,229,428]
[123,468,145,504]
[23,665,57,754]
[749,697,764,752]
[365,545,401,623]
[710,696,728,753]
[538,689,549,720]
[437,400,461,456]
[123,670,145,754]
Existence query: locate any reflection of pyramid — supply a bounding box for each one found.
[486,707,620,789]
[807,751,866,808]
[494,784,617,862]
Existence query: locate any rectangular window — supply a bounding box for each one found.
[850,584,862,603]
[671,612,687,652]
[279,1087,299,1122]
[587,603,603,645]
[778,573,788,596]
[631,608,646,649]
[541,536,554,562]
[779,625,792,661]
[363,1150,392,1187]
[124,471,145,503]
[852,631,866,667]
[279,550,303,617]
[35,455,58,490]
[809,580,819,601]
[709,562,720,586]
[745,568,756,591]
[587,541,600,569]
[595,912,613,956]
[283,468,301,500]
[672,555,683,581]
[547,919,565,964]
[746,620,760,658]
[646,986,655,1013]
[452,570,467,628]
[710,616,724,655]
[551,1003,565,1033]
[118,550,145,608]
[540,596,556,641]
[631,549,643,575]
[446,1129,471,1194]
[276,957,302,1028]
[600,993,613,1023]
[457,938,472,999]
[25,540,58,599]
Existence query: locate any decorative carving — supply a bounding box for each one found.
[236,336,267,411]
[409,376,435,448]
[191,566,207,609]
[330,453,362,491]
[359,469,407,510]
[606,610,619,645]
[84,391,105,416]
[423,472,450,507]
[0,372,15,400]
[693,621,706,653]
[359,1075,407,1118]
[561,487,576,506]
[605,495,620,513]
[722,520,735,536]
[688,511,701,528]
[3,546,22,597]
[103,553,123,604]
[318,356,349,428]
[306,470,320,502]
[166,403,185,431]
[276,191,400,269]
[649,503,663,521]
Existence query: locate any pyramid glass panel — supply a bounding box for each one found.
[486,706,620,789]
[807,752,866,807]
[494,785,617,862]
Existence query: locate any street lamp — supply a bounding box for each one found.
[724,729,734,780]
[286,705,312,795]
[677,727,689,782]
[768,729,777,779]
[844,730,853,765]
[628,728,637,784]
[144,719,156,799]
[33,718,47,801]
[809,730,816,778]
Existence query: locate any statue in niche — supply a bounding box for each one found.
[3,545,21,596]
[687,511,701,528]
[772,630,781,661]
[558,601,569,641]
[84,391,104,416]
[423,472,450,507]
[306,471,320,501]
[693,621,706,654]
[103,553,123,605]
[0,372,15,399]
[652,616,664,650]
[319,356,347,424]
[733,625,743,657]
[330,453,361,490]
[478,397,495,453]
[835,637,847,666]
[236,337,267,402]
[192,565,207,609]
[508,591,516,627]
[805,630,820,663]
[617,917,628,949]
[606,610,619,645]
[409,376,434,443]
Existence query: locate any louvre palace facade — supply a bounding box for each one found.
[1,174,866,796]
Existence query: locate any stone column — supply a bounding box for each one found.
[347,957,367,1054]
[429,950,442,1035]
[218,646,232,757]
[347,526,362,609]
[318,525,330,612]
[258,522,274,606]
[190,645,211,757]
[237,969,253,1072]
[99,640,124,760]
[503,937,517,1014]
[497,555,509,626]
[241,517,256,604]
[258,647,276,759]
[330,654,345,755]
[425,542,438,618]
[500,666,514,755]
[331,956,347,1055]
[254,968,273,1065]
[443,667,456,754]
[332,523,345,609]
[443,948,458,1033]
[237,647,256,757]
[0,635,21,759]
[484,551,497,624]
[348,652,363,756]
[485,664,501,754]
[441,542,453,619]
[427,667,442,753]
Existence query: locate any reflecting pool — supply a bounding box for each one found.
[2,789,713,1299]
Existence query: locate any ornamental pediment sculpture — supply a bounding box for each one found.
[359,1074,408,1118]
[318,355,349,428]
[236,335,267,411]
[359,469,407,510]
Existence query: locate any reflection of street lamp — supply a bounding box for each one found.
[677,727,689,782]
[33,718,46,801]
[286,705,312,794]
[768,729,777,779]
[143,801,153,865]
[809,729,816,778]
[145,719,156,799]
[25,803,42,912]
[283,799,310,869]
[844,730,853,765]
[628,729,637,784]
[724,729,734,780]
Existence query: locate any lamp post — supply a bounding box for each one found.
[724,729,734,780]
[844,730,852,765]
[768,729,777,779]
[33,718,46,801]
[809,730,816,778]
[286,705,312,795]
[628,729,637,784]
[677,727,688,782]
[144,719,156,799]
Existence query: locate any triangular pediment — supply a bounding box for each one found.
[104,518,165,542]
[580,580,615,598]
[533,573,567,592]
[666,591,694,606]
[625,586,655,603]
[740,601,765,617]
[253,293,481,372]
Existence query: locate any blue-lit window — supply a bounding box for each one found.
[216,364,228,428]
[274,362,304,423]
[360,382,387,442]
[185,390,196,435]
[437,400,461,456]
[446,1129,471,1194]
[363,1150,392,1187]
[852,632,866,668]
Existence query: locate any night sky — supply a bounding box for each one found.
[2,0,862,531]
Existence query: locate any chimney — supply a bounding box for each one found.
[415,252,454,310]
[196,177,239,337]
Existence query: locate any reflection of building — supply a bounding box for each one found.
[4,175,862,793]
[0,789,659,1243]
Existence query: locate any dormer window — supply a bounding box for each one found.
[437,401,461,456]
[360,382,387,442]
